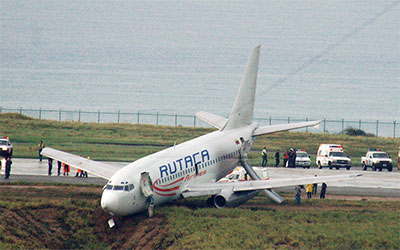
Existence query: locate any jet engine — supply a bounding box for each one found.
[212,189,259,208]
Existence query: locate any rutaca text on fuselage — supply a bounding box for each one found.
[159,149,210,178]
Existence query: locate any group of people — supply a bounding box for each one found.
[261,147,297,168]
[47,155,88,178]
[41,141,88,178]
[295,182,327,204]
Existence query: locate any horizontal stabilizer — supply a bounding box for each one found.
[195,111,227,129]
[253,120,321,136]
[41,147,121,180]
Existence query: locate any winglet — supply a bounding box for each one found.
[222,45,260,131]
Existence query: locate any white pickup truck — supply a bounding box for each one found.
[361,149,393,172]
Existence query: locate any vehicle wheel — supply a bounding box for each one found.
[307,166,310,169]
[388,166,392,172]
[335,166,340,170]
[362,163,367,171]
[329,162,332,170]
[378,167,382,172]
[318,162,322,169]
[346,166,351,170]
[372,166,376,171]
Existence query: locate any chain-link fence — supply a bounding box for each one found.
[1,107,398,138]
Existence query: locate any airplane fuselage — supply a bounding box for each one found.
[101,123,258,216]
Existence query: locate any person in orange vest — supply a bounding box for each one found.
[63,163,70,176]
[283,151,289,167]
[75,168,82,177]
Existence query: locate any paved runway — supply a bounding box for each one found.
[1,158,399,197]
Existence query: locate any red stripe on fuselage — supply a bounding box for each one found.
[155,191,176,197]
[153,184,180,192]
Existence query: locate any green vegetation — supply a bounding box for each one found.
[0,184,399,249]
[344,127,374,137]
[1,113,399,167]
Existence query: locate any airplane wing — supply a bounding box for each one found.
[181,174,361,198]
[41,147,121,180]
[253,120,321,136]
[195,111,227,130]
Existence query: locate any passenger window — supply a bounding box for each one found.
[124,185,129,191]
[106,185,113,190]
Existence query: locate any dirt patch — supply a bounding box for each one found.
[91,209,168,249]
[0,185,170,249]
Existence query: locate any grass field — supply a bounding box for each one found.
[1,114,399,249]
[1,113,399,167]
[0,183,399,249]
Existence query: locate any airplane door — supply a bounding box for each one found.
[140,172,154,197]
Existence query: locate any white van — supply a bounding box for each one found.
[316,144,351,170]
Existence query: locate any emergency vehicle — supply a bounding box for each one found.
[218,167,269,182]
[0,137,13,158]
[361,149,393,172]
[316,144,351,170]
[295,150,311,168]
[0,137,13,171]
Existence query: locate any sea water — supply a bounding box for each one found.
[1,0,399,123]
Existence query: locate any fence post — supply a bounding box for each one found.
[287,117,290,124]
[0,107,2,113]
[20,107,22,115]
[78,109,81,122]
[376,120,379,137]
[39,108,42,120]
[156,112,159,125]
[117,110,120,123]
[323,118,326,133]
[269,116,271,126]
[394,120,396,138]
[193,116,196,127]
[59,109,61,121]
[137,111,140,124]
[98,110,100,123]
[175,114,177,126]
[306,117,308,132]
[341,119,344,134]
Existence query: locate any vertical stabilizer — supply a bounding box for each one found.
[222,45,260,131]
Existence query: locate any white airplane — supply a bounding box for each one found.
[42,45,359,220]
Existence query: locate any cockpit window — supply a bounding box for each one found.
[106,183,134,191]
[113,185,124,191]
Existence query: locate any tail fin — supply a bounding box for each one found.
[222,45,260,131]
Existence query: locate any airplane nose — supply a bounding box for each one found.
[101,192,119,215]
